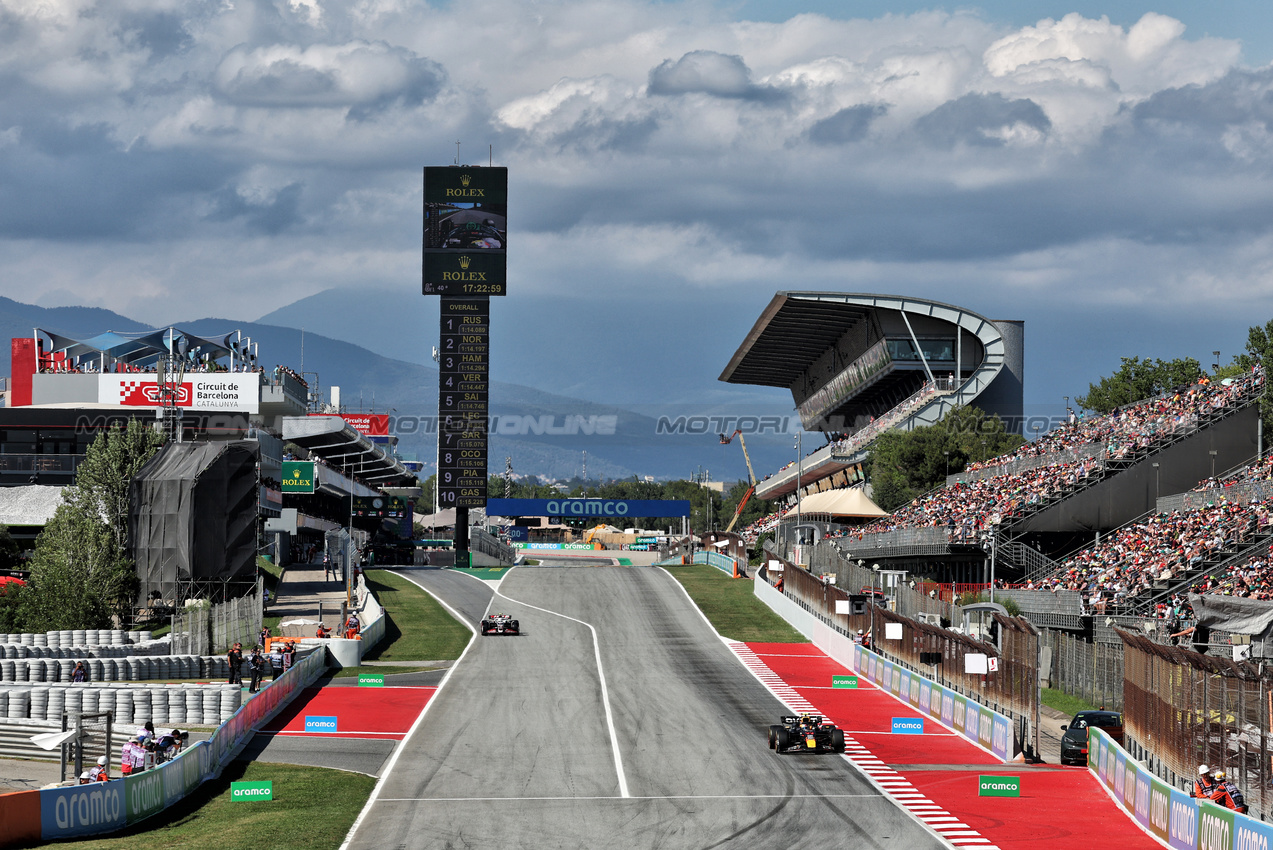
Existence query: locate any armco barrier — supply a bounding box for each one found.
[1089,726,1273,850]
[755,572,1014,762]
[0,643,327,847]
[693,550,740,576]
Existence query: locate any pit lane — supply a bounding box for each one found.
[343,566,947,849]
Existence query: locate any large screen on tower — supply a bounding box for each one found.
[422,166,507,296]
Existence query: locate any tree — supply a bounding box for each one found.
[73,419,164,551]
[0,580,25,632]
[1235,317,1273,432]
[719,480,776,532]
[865,406,1024,512]
[19,503,123,630]
[1075,356,1203,414]
[0,525,21,570]
[20,420,162,630]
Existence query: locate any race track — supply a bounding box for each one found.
[347,566,944,849]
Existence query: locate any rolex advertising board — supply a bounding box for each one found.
[423,166,507,296]
[281,461,315,494]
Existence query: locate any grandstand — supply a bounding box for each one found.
[720,292,1023,503]
[824,369,1263,578]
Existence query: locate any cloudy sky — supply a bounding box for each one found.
[3,0,1273,414]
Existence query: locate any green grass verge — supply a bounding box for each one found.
[328,664,443,679]
[1042,687,1100,717]
[62,761,373,849]
[359,570,471,662]
[663,564,805,643]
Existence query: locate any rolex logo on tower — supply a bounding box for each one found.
[460,174,471,187]
[458,256,471,270]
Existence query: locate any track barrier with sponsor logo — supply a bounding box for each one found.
[753,571,1016,762]
[0,643,327,847]
[1088,725,1273,850]
[230,781,273,802]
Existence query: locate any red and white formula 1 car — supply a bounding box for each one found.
[480,613,520,636]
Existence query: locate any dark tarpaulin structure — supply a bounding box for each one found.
[1188,592,1273,639]
[130,440,259,601]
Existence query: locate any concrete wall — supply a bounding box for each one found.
[31,373,98,405]
[977,319,1024,434]
[1016,403,1260,534]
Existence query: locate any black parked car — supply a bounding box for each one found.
[1060,709,1123,765]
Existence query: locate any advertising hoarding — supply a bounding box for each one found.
[423,167,507,296]
[281,461,316,494]
[485,498,693,517]
[311,413,389,437]
[99,373,260,413]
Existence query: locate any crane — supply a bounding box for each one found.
[718,429,758,533]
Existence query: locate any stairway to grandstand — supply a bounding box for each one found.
[1021,453,1273,617]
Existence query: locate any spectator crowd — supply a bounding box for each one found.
[968,367,1264,473]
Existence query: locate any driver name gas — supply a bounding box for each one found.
[442,271,487,280]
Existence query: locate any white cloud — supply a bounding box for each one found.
[0,0,1263,351]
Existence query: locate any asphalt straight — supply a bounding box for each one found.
[346,565,946,850]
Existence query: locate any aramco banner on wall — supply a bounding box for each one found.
[99,373,260,413]
[486,499,692,518]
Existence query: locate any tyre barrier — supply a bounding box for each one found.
[0,654,227,683]
[0,629,145,649]
[0,683,243,725]
[0,646,327,847]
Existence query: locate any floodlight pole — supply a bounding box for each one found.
[795,431,802,553]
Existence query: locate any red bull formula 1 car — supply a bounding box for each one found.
[481,613,520,636]
[768,714,846,754]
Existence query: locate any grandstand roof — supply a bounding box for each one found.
[719,294,873,388]
[0,485,65,526]
[282,415,417,487]
[33,326,249,369]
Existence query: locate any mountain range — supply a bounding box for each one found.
[0,296,801,481]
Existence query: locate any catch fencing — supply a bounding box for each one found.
[1120,628,1273,820]
[765,546,1042,758]
[169,585,262,657]
[1038,629,1125,711]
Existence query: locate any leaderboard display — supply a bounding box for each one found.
[436,297,489,508]
[423,166,507,296]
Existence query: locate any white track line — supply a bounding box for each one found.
[375,793,881,802]
[338,570,486,850]
[727,641,1001,850]
[493,583,631,798]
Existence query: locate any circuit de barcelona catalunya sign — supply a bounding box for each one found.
[98,373,260,413]
[485,498,692,518]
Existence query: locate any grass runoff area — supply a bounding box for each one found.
[663,564,804,643]
[359,569,470,663]
[1042,687,1102,717]
[60,762,373,850]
